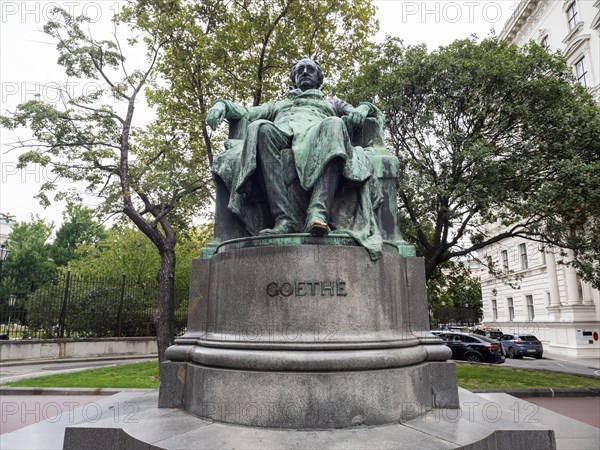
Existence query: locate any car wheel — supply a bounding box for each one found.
[535,354,543,359]
[465,353,482,363]
[507,347,515,359]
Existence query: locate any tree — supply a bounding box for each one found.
[337,37,600,286]
[0,3,205,360]
[1,0,378,360]
[2,218,57,300]
[142,0,378,169]
[50,203,107,266]
[68,224,211,287]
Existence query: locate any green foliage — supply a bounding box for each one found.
[135,0,378,167]
[2,218,57,301]
[25,276,157,339]
[338,37,600,285]
[67,224,211,285]
[50,204,107,266]
[427,263,483,312]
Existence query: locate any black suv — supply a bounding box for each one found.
[434,332,505,364]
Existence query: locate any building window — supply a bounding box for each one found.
[575,57,588,87]
[526,295,535,320]
[501,250,509,271]
[540,248,546,265]
[492,299,498,321]
[507,297,514,321]
[541,35,550,50]
[519,243,528,269]
[566,2,579,31]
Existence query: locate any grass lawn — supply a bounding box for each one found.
[455,363,600,390]
[4,361,160,389]
[3,361,599,390]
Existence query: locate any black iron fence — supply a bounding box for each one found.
[430,306,482,329]
[0,271,188,340]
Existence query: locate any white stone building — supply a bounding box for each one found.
[477,0,600,359]
[479,224,599,358]
[501,0,600,102]
[0,214,16,244]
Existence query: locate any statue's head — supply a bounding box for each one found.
[290,58,324,91]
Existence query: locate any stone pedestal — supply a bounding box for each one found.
[63,237,558,448]
[160,238,457,428]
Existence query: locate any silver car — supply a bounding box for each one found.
[498,334,543,359]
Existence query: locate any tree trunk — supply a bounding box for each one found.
[155,248,176,363]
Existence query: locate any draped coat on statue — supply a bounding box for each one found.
[212,89,384,260]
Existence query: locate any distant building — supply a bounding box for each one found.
[476,0,600,359]
[500,0,600,102]
[0,213,16,244]
[479,222,599,358]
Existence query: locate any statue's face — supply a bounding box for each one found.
[294,59,321,91]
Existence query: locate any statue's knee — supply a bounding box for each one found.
[324,116,344,126]
[249,120,276,135]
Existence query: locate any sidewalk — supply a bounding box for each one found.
[1,390,598,450]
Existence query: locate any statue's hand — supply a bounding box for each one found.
[344,109,366,137]
[206,103,226,130]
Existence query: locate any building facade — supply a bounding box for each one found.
[479,223,599,358]
[0,214,16,244]
[500,0,600,102]
[478,0,600,359]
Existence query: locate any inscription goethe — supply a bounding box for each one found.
[266,281,347,297]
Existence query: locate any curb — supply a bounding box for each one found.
[2,387,598,397]
[0,387,157,395]
[472,387,600,397]
[1,355,158,367]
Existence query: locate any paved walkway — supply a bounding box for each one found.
[522,396,600,429]
[2,390,598,450]
[1,394,110,435]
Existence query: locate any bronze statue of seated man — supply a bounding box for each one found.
[207,58,384,259]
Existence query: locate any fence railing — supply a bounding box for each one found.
[0,271,188,340]
[430,306,482,329]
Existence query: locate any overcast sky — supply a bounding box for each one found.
[0,0,520,228]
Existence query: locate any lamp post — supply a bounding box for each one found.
[7,294,16,338]
[0,243,8,285]
[0,243,10,337]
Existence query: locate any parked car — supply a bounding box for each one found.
[435,332,505,364]
[473,328,504,340]
[498,334,543,359]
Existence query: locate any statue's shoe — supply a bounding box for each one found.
[306,219,329,236]
[259,219,299,235]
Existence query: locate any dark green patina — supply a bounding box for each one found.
[204,58,414,259]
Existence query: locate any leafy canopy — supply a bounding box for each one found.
[337,37,600,286]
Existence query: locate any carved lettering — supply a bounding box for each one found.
[280,282,294,297]
[266,282,279,297]
[266,281,347,297]
[306,280,319,296]
[321,281,334,296]
[295,282,306,296]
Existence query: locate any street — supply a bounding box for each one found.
[499,355,600,378]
